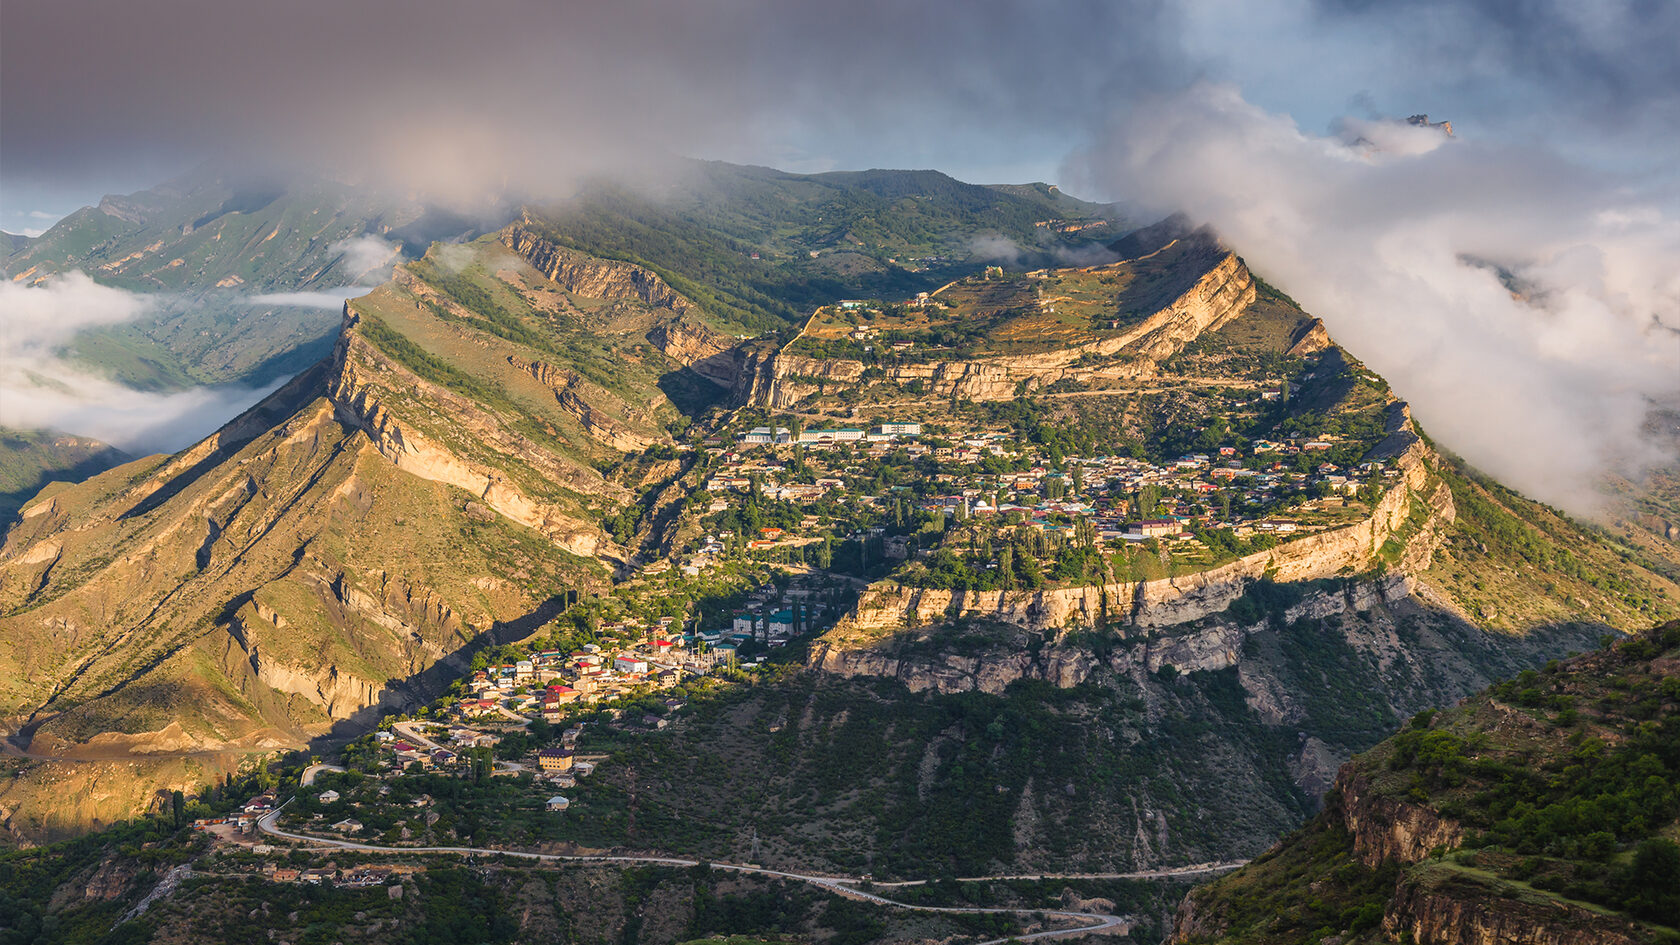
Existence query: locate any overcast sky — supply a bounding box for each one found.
[3,0,1678,506]
[6,0,1675,225]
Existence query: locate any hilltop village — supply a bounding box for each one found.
[187,248,1422,868]
[200,394,1408,872]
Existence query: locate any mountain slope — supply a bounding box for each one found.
[524,163,1118,333]
[0,201,1674,863]
[1,230,33,256]
[0,236,711,840]
[2,169,476,390]
[0,428,129,527]
[1172,622,1680,945]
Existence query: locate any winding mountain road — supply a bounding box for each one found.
[257,800,1239,942]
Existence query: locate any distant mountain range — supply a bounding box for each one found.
[2,163,1117,391]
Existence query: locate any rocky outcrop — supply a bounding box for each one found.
[1382,869,1652,945]
[329,309,616,559]
[749,250,1258,408]
[809,573,1422,695]
[1334,765,1464,868]
[502,221,693,314]
[646,317,751,389]
[819,442,1445,664]
[508,356,658,452]
[1286,317,1332,357]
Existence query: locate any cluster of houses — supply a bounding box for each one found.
[192,793,279,835]
[695,428,1396,563]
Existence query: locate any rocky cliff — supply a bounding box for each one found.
[502,221,694,314]
[1380,870,1652,945]
[813,439,1446,687]
[329,312,617,559]
[1332,765,1464,869]
[749,249,1257,408]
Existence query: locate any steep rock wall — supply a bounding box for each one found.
[1382,871,1652,945]
[819,441,1443,667]
[328,309,614,559]
[501,223,694,314]
[1334,765,1465,868]
[810,572,1421,695]
[749,251,1257,408]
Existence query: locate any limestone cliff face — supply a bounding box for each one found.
[1333,765,1464,868]
[810,573,1421,696]
[749,251,1257,407]
[817,440,1444,679]
[501,222,693,314]
[644,316,768,394]
[328,310,616,559]
[508,356,659,452]
[1381,872,1652,945]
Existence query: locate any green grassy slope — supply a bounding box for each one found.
[0,428,130,526]
[525,164,1118,333]
[1174,622,1680,945]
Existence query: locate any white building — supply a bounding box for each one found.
[871,422,921,436]
[740,426,793,445]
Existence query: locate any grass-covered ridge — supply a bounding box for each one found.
[525,164,1117,333]
[1175,621,1680,944]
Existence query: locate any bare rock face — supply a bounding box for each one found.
[1334,766,1464,868]
[646,317,750,389]
[502,223,693,314]
[329,314,616,559]
[1286,317,1332,357]
[749,250,1258,408]
[821,441,1444,660]
[1382,871,1652,945]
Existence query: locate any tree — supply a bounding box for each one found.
[171,790,185,828]
[1137,484,1162,518]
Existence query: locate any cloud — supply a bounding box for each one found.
[0,1,1192,207]
[432,242,478,275]
[968,235,1025,266]
[329,235,401,282]
[0,273,280,454]
[1071,83,1680,512]
[1,271,153,347]
[242,287,372,309]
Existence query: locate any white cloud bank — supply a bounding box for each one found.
[1074,83,1680,512]
[1,272,281,455]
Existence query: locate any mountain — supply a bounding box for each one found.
[1171,621,1680,945]
[1,168,467,391]
[4,163,1116,393]
[1,230,33,256]
[0,236,657,839]
[0,428,129,526]
[503,227,1677,878]
[0,179,1674,863]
